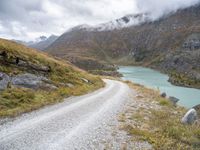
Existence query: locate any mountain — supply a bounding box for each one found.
[14,35,58,51]
[29,35,58,50]
[46,4,200,88]
[69,13,150,32]
[0,38,103,117]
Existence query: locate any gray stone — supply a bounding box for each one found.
[0,72,10,90]
[12,73,44,89]
[11,73,56,90]
[169,96,180,105]
[66,83,74,88]
[181,109,198,124]
[193,104,200,116]
[160,92,167,98]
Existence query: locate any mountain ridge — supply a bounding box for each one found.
[46,3,200,88]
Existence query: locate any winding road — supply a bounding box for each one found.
[0,79,133,150]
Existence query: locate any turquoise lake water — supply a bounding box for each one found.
[118,66,200,108]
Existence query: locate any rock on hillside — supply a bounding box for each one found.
[46,3,200,88]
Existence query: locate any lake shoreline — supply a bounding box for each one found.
[118,66,200,108]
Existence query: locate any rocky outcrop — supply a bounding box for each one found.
[11,73,57,90]
[181,109,198,124]
[0,72,57,91]
[0,51,51,74]
[183,34,200,50]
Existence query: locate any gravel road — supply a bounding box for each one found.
[0,79,134,150]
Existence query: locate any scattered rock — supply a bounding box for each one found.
[160,92,167,98]
[81,78,89,83]
[66,83,74,88]
[59,83,74,88]
[169,96,180,105]
[181,109,198,124]
[0,72,10,90]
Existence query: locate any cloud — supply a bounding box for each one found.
[136,0,200,20]
[0,0,199,41]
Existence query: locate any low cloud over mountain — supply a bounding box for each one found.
[0,0,199,41]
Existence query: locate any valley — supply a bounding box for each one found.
[0,1,200,150]
[45,4,200,89]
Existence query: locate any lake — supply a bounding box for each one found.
[118,66,200,108]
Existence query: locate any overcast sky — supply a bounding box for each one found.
[0,0,199,41]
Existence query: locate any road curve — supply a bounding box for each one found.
[0,79,132,150]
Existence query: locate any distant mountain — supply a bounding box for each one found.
[14,35,58,51]
[29,35,58,50]
[47,4,200,88]
[69,13,150,32]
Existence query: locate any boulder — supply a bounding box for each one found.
[0,72,10,90]
[160,92,167,98]
[181,109,198,124]
[169,96,180,105]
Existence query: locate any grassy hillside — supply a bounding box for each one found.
[0,38,104,117]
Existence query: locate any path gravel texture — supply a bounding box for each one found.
[0,79,138,150]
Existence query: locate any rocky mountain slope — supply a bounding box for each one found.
[46,4,200,88]
[0,38,103,117]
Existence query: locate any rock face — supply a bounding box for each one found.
[181,109,198,124]
[11,73,57,90]
[183,34,200,50]
[0,72,57,91]
[0,72,10,90]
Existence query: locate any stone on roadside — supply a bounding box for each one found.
[160,92,167,98]
[181,108,198,124]
[169,96,180,105]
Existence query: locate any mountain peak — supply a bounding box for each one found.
[95,13,151,31]
[68,13,151,33]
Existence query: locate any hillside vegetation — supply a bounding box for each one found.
[121,81,200,149]
[0,38,104,117]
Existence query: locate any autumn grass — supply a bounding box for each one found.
[0,82,103,117]
[0,38,104,117]
[123,81,200,150]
